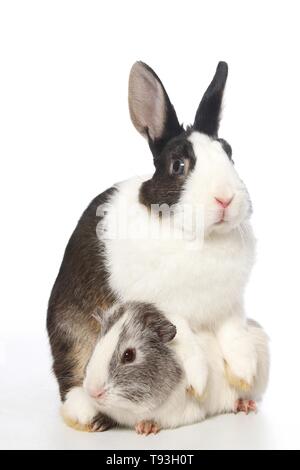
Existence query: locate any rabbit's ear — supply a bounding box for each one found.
[193,61,228,137]
[129,61,182,156]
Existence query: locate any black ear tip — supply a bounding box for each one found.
[216,61,229,79]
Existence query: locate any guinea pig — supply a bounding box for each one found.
[61,302,269,434]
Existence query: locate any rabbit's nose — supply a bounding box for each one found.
[88,388,106,399]
[215,196,233,208]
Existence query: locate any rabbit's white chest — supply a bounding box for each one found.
[103,178,255,328]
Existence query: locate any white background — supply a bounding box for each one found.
[1,0,299,450]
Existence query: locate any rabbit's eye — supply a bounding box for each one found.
[122,348,136,364]
[171,159,185,176]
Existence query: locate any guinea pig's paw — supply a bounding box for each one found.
[135,420,160,436]
[234,399,257,415]
[61,386,99,432]
[91,413,116,432]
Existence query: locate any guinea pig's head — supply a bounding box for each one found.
[83,302,182,415]
[129,61,252,238]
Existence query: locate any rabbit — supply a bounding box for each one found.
[47,61,260,429]
[61,302,269,434]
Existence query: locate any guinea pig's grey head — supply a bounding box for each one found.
[83,302,182,415]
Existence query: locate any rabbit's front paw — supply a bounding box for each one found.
[186,374,208,401]
[219,324,258,391]
[186,384,207,402]
[224,350,257,391]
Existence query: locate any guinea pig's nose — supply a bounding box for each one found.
[215,196,234,208]
[88,388,106,399]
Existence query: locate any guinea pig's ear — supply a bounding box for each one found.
[128,61,183,158]
[193,61,228,137]
[155,316,177,343]
[141,308,177,343]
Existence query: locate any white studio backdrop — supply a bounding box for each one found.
[0,0,299,449]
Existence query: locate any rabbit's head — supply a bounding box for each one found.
[129,61,252,237]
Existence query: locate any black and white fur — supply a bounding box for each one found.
[61,303,269,433]
[47,61,267,430]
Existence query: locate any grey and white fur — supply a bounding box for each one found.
[61,302,269,433]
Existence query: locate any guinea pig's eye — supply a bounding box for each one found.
[170,159,185,176]
[122,348,136,364]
